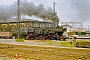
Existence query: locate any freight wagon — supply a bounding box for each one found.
[0,32,12,39]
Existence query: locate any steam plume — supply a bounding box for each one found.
[0,0,59,22]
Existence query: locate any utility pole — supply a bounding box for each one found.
[17,0,20,39]
[88,25,89,31]
[53,2,58,27]
[66,23,68,32]
[53,2,56,12]
[72,16,74,31]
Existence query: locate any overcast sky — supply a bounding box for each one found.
[0,0,90,28]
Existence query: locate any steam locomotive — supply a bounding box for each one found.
[20,27,65,40]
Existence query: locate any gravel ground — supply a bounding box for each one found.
[0,57,23,60]
[0,39,90,60]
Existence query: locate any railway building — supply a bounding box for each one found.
[0,19,56,32]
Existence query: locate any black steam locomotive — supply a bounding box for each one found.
[20,27,65,40]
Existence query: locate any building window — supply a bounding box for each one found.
[2,25,8,32]
[20,25,25,32]
[10,25,16,32]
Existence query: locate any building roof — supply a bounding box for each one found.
[61,25,72,27]
[0,19,53,23]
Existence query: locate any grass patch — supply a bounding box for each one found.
[59,41,76,47]
[76,39,90,48]
[24,58,31,60]
[45,40,60,46]
[3,58,7,60]
[76,39,90,42]
[45,40,54,44]
[16,38,24,42]
[44,40,76,47]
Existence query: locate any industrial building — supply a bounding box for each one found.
[0,19,57,32]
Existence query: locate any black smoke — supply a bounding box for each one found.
[0,0,59,22]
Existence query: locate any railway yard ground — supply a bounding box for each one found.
[0,39,90,60]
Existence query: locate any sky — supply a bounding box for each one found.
[0,0,90,28]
